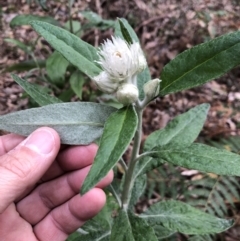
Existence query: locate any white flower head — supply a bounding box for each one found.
[93,71,118,93]
[116,83,139,105]
[97,37,147,82]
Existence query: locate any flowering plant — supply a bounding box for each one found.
[2,18,240,240]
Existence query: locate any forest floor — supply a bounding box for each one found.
[1,0,240,240]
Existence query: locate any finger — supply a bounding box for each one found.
[0,127,60,213]
[40,144,98,182]
[0,134,25,156]
[17,166,113,224]
[34,188,106,241]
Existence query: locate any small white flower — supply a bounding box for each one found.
[97,37,146,82]
[116,83,139,105]
[92,36,147,101]
[93,71,118,93]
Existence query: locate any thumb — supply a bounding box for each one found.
[0,127,60,213]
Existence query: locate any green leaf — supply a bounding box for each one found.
[188,235,213,241]
[144,103,210,151]
[70,70,86,99]
[10,14,60,27]
[11,74,62,106]
[114,18,139,43]
[151,143,240,176]
[135,104,210,177]
[110,210,158,241]
[64,20,81,34]
[4,38,32,54]
[0,102,116,145]
[137,68,151,101]
[140,200,233,235]
[81,105,138,194]
[81,192,117,234]
[72,193,117,241]
[46,51,69,85]
[36,0,48,11]
[151,225,175,240]
[58,88,74,102]
[4,59,46,72]
[30,21,101,78]
[66,232,81,241]
[81,11,115,30]
[160,30,240,96]
[118,18,133,44]
[129,174,147,209]
[68,231,110,241]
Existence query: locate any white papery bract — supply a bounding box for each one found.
[130,42,147,74]
[93,71,118,94]
[116,83,139,105]
[98,37,133,81]
[97,37,147,82]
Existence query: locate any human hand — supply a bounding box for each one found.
[0,127,113,241]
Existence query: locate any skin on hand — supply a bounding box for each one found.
[0,127,113,241]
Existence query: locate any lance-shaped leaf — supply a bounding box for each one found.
[11,74,62,106]
[140,200,233,235]
[137,68,151,101]
[30,21,101,78]
[152,225,175,240]
[81,105,137,194]
[70,70,86,99]
[110,210,158,241]
[150,143,240,176]
[5,59,46,72]
[115,18,139,43]
[72,193,118,241]
[67,231,110,241]
[4,38,32,54]
[144,103,210,151]
[134,103,210,178]
[10,14,60,27]
[160,30,240,96]
[0,102,116,145]
[129,174,147,210]
[46,51,69,85]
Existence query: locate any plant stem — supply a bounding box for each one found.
[68,0,74,33]
[121,106,143,210]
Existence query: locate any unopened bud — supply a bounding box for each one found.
[93,71,118,93]
[116,83,139,105]
[143,78,161,100]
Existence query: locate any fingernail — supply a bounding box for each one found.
[24,129,55,154]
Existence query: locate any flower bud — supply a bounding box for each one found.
[116,83,139,105]
[93,71,118,93]
[143,78,161,100]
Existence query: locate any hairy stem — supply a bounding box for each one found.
[121,106,143,210]
[68,0,73,33]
